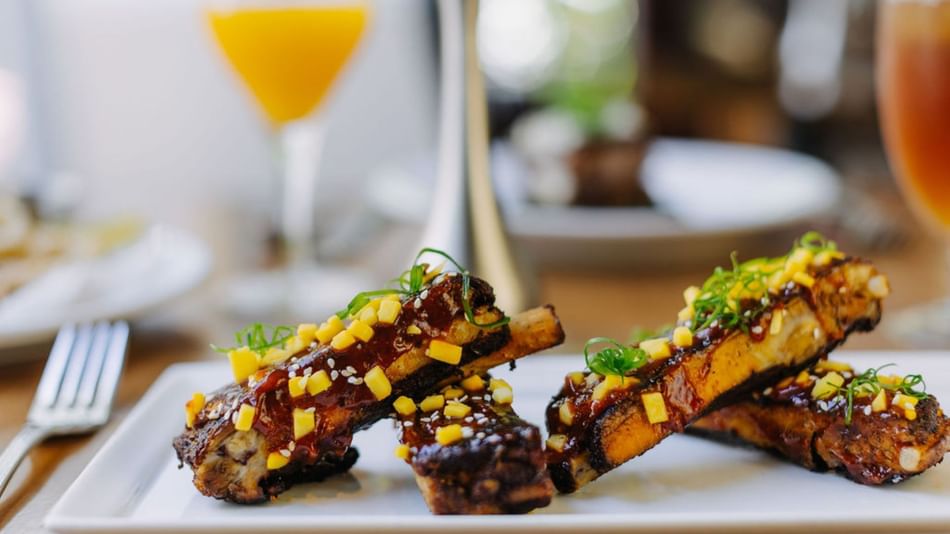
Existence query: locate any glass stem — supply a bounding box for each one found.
[278,119,326,271]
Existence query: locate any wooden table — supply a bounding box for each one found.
[0,231,944,532]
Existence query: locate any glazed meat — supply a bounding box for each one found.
[174,271,564,504]
[393,376,553,514]
[545,256,888,493]
[691,359,949,484]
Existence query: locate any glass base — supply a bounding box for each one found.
[885,299,950,349]
[219,266,372,322]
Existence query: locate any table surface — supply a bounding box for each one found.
[0,231,946,533]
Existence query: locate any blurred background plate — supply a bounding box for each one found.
[0,224,211,352]
[492,137,842,269]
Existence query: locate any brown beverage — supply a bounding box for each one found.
[877,0,950,229]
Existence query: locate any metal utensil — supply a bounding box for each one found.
[0,321,129,496]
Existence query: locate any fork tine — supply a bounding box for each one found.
[92,321,129,414]
[75,322,114,408]
[35,324,78,408]
[56,323,96,408]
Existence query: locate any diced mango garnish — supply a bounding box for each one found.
[592,374,622,401]
[792,271,815,289]
[420,394,445,412]
[347,319,374,343]
[393,396,417,416]
[815,360,853,374]
[293,408,315,439]
[261,347,292,367]
[364,365,391,400]
[488,378,511,392]
[683,286,701,306]
[377,299,402,325]
[296,323,318,345]
[811,371,844,400]
[331,330,356,350]
[769,311,784,335]
[559,402,574,425]
[546,434,568,452]
[492,386,514,405]
[813,250,845,267]
[234,403,255,432]
[461,374,485,392]
[406,325,422,335]
[795,370,812,386]
[768,270,790,292]
[285,335,307,354]
[288,376,308,398]
[871,390,888,412]
[267,451,290,470]
[427,339,463,365]
[307,370,332,395]
[316,315,345,344]
[905,408,918,421]
[568,372,586,386]
[672,326,693,348]
[228,347,260,384]
[641,392,669,424]
[785,248,814,276]
[444,402,471,418]
[358,306,378,326]
[640,338,671,360]
[185,392,205,428]
[436,424,464,445]
[878,374,902,386]
[892,393,920,410]
[394,444,411,460]
[677,306,694,322]
[868,275,890,299]
[443,387,464,400]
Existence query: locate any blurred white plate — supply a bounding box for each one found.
[47,352,950,533]
[493,138,842,268]
[0,224,211,351]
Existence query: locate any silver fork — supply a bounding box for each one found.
[0,321,129,496]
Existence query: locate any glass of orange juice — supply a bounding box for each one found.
[877,0,950,345]
[207,0,370,316]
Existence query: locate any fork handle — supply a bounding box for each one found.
[0,424,49,496]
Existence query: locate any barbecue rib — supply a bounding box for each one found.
[691,359,949,484]
[545,255,888,493]
[393,376,553,514]
[174,271,564,504]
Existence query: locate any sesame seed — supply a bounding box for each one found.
[289,371,296,378]
[863,405,872,416]
[288,441,296,451]
[303,367,313,377]
[420,417,431,423]
[403,421,414,427]
[347,376,359,385]
[751,326,763,335]
[483,394,492,402]
[813,327,821,339]
[309,341,318,349]
[230,411,238,424]
[331,370,339,380]
[280,449,291,458]
[305,407,315,413]
[476,432,486,439]
[290,357,298,363]
[346,366,356,374]
[420,289,429,300]
[328,358,335,368]
[461,427,474,438]
[413,299,422,309]
[763,387,773,395]
[464,416,474,423]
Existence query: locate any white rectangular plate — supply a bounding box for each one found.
[46,351,950,533]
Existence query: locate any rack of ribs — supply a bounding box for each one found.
[691,359,949,484]
[392,375,553,514]
[174,271,564,504]
[545,249,889,493]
